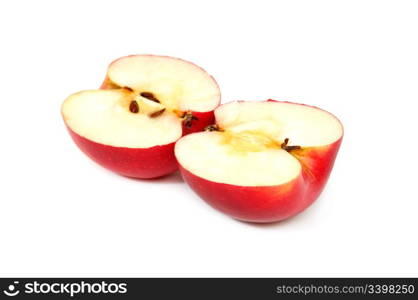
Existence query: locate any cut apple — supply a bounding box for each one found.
[175,100,343,223]
[62,55,220,178]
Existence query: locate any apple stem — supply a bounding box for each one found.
[129,100,140,113]
[183,111,199,128]
[281,138,301,152]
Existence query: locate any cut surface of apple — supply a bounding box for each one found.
[175,100,343,222]
[63,89,182,148]
[105,55,220,113]
[62,55,220,178]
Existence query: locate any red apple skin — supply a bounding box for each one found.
[294,140,343,207]
[64,55,220,179]
[181,110,215,134]
[178,100,343,223]
[178,138,342,223]
[66,126,177,179]
[180,166,306,222]
[64,108,213,178]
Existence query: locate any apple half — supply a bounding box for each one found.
[62,55,220,178]
[175,100,343,223]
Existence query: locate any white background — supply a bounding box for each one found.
[0,0,417,277]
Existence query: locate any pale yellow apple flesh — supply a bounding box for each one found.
[107,55,220,112]
[175,101,343,186]
[62,55,221,149]
[62,89,182,148]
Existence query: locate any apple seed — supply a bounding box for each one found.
[140,92,160,103]
[129,100,140,113]
[149,108,166,118]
